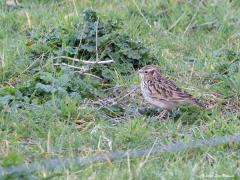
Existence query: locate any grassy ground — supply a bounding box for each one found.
[0,0,240,179]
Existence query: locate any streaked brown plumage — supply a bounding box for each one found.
[138,65,205,115]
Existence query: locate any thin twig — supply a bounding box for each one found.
[20,53,45,75]
[95,18,99,62]
[132,0,152,28]
[184,0,203,34]
[0,50,4,68]
[102,84,129,92]
[24,10,31,29]
[189,20,218,30]
[127,151,132,180]
[112,86,138,104]
[52,56,114,64]
[53,63,86,71]
[47,130,51,154]
[94,85,137,106]
[93,85,139,112]
[74,24,85,59]
[71,0,79,17]
[168,13,185,31]
[3,53,45,87]
[74,71,103,80]
[135,139,157,176]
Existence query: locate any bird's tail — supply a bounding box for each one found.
[188,98,207,108]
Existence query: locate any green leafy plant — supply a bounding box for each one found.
[25,9,156,81]
[1,9,157,119]
[2,151,24,167]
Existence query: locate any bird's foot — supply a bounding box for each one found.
[158,110,168,120]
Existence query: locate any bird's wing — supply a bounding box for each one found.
[155,76,193,102]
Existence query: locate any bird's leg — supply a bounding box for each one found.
[158,109,168,119]
[138,98,147,115]
[170,107,177,116]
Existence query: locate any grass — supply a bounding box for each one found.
[0,0,240,179]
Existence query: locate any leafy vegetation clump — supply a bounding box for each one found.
[1,9,157,119]
[26,9,156,80]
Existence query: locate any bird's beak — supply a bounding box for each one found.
[137,69,143,74]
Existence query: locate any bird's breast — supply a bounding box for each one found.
[141,81,176,109]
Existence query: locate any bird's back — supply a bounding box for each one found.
[152,76,205,108]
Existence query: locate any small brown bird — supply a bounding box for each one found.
[138,65,205,118]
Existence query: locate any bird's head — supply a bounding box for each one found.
[138,65,161,80]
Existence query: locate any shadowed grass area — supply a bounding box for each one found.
[0,0,240,179]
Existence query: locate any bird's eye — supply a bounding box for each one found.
[144,71,148,74]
